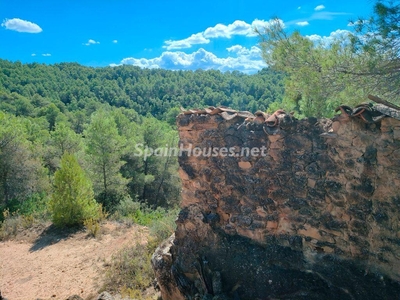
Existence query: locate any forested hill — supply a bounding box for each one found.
[0,59,284,221]
[0,59,284,120]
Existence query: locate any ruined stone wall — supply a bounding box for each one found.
[152,111,400,300]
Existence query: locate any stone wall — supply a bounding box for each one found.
[152,110,400,300]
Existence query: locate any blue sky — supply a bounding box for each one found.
[0,0,374,73]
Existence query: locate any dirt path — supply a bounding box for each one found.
[0,222,148,300]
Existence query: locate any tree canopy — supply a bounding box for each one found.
[256,0,400,117]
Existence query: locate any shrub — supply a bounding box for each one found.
[0,209,38,240]
[84,206,108,238]
[114,197,173,226]
[18,193,49,218]
[149,208,178,242]
[48,153,101,227]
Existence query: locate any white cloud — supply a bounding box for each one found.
[306,29,351,46]
[113,40,118,43]
[226,45,245,53]
[296,21,309,26]
[84,39,100,46]
[204,20,252,38]
[250,19,284,36]
[115,47,266,74]
[315,5,325,11]
[226,45,262,58]
[31,53,36,57]
[42,53,51,57]
[1,18,42,33]
[164,33,210,50]
[204,19,283,39]
[162,18,283,50]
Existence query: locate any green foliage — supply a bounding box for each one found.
[122,117,181,207]
[84,110,127,202]
[0,112,49,206]
[257,20,367,117]
[0,59,285,119]
[350,0,400,101]
[148,207,179,242]
[49,153,101,227]
[0,59,285,221]
[114,196,174,226]
[258,1,400,116]
[17,193,49,218]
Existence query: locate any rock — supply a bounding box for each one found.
[96,292,114,300]
[0,290,8,300]
[66,296,83,300]
[153,112,400,300]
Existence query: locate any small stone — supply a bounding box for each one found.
[238,161,252,169]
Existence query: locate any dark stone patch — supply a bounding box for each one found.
[345,159,355,168]
[363,145,377,165]
[178,115,191,126]
[269,189,288,202]
[176,208,190,224]
[351,219,369,236]
[299,207,313,216]
[204,213,220,226]
[373,210,389,225]
[320,213,347,230]
[240,206,253,215]
[291,175,307,188]
[392,196,400,210]
[266,212,279,221]
[181,163,196,179]
[306,162,322,178]
[356,176,375,195]
[308,187,326,200]
[348,201,372,220]
[286,197,308,210]
[223,135,243,147]
[324,180,342,191]
[237,215,253,227]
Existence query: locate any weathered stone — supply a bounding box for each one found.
[153,113,400,300]
[238,161,251,169]
[96,292,113,300]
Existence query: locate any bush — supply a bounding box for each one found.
[0,193,49,223]
[48,153,102,227]
[149,208,179,242]
[114,197,173,226]
[18,193,49,218]
[0,209,38,240]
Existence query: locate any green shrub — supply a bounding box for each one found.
[0,193,49,223]
[19,193,49,217]
[149,208,178,242]
[48,153,102,227]
[114,197,174,226]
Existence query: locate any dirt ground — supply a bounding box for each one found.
[0,222,148,300]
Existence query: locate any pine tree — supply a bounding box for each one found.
[49,153,101,227]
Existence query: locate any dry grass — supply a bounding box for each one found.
[102,209,178,299]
